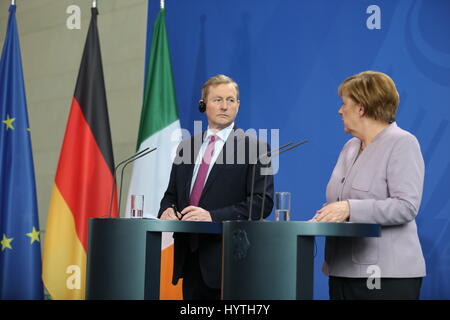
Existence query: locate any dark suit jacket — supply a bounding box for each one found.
[158,128,274,288]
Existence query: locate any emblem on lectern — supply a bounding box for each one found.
[232,229,250,261]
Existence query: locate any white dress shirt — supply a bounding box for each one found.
[189,122,235,194]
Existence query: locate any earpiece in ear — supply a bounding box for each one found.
[198,100,206,113]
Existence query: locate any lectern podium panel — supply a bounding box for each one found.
[221,221,380,300]
[87,218,379,300]
[86,218,221,300]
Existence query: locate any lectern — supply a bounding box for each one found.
[86,218,221,300]
[221,221,380,299]
[86,219,379,299]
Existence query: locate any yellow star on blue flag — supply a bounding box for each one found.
[1,234,13,251]
[2,113,15,130]
[26,227,40,244]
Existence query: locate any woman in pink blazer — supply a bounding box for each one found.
[312,71,426,299]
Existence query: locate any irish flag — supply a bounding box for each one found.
[42,8,117,300]
[126,7,182,299]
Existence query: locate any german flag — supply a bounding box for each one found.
[42,7,117,300]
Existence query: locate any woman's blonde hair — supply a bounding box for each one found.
[338,71,399,123]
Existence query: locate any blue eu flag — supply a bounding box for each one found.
[0,4,44,300]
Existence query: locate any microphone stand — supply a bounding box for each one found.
[258,140,309,221]
[248,142,294,221]
[117,147,157,216]
[108,147,153,218]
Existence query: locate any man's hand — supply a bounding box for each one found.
[160,207,179,220]
[180,206,212,222]
[310,201,350,222]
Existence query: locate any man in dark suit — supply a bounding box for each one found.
[158,74,274,300]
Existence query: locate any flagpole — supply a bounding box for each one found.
[160,0,164,9]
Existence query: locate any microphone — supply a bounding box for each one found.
[270,140,309,158]
[247,140,309,221]
[107,147,156,218]
[117,147,157,217]
[258,140,308,220]
[248,142,294,221]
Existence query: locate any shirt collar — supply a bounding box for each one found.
[205,122,235,142]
